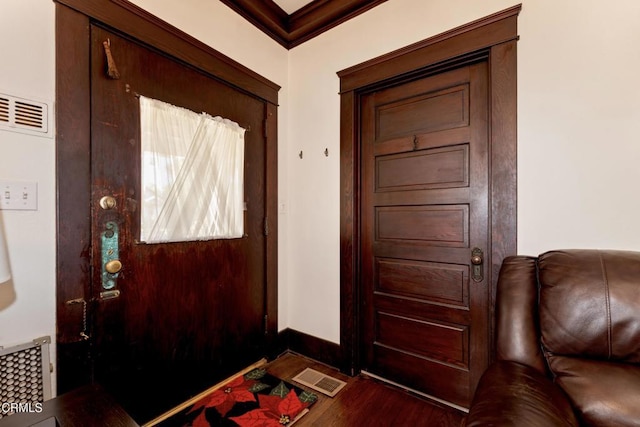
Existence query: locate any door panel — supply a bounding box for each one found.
[376,145,469,191]
[377,205,469,245]
[361,62,489,408]
[375,84,469,139]
[90,26,267,423]
[376,312,468,366]
[376,258,468,306]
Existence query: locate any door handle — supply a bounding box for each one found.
[105,259,123,274]
[471,247,483,282]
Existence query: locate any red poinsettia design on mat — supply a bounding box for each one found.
[188,375,257,419]
[190,410,211,427]
[229,389,308,427]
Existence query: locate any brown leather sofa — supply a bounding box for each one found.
[466,249,640,427]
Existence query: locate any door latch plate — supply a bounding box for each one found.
[101,221,120,290]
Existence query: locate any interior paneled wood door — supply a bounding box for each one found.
[360,62,490,408]
[89,25,268,423]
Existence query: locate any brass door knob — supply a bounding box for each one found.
[471,248,484,282]
[105,259,123,274]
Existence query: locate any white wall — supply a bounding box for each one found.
[2,0,639,391]
[0,0,57,391]
[517,1,640,252]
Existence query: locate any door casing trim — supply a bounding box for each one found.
[337,4,520,378]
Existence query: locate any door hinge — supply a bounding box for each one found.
[264,217,269,236]
[263,118,268,138]
[264,314,269,335]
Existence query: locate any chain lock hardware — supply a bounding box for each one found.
[65,298,89,341]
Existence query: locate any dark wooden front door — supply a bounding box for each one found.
[89,25,268,422]
[360,62,490,408]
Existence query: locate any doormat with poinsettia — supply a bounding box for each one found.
[156,368,318,427]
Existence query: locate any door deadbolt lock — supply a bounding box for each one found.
[471,247,484,283]
[99,195,117,210]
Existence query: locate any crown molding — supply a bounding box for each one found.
[220,0,388,49]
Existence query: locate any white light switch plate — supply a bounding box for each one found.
[0,181,38,210]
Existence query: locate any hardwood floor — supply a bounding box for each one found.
[266,352,466,426]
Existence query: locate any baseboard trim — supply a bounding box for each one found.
[277,328,342,369]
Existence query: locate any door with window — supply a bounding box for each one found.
[360,62,490,408]
[89,25,268,423]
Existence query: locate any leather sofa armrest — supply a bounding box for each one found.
[495,256,547,373]
[465,361,578,427]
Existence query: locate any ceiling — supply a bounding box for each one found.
[273,0,315,14]
[220,0,388,49]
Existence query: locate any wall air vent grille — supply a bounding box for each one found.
[0,93,52,138]
[0,97,9,123]
[15,101,44,129]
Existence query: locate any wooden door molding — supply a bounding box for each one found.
[338,4,520,377]
[219,0,389,49]
[55,1,279,394]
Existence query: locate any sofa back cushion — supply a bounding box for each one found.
[538,249,640,362]
[547,355,640,426]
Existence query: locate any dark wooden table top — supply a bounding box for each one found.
[0,384,139,427]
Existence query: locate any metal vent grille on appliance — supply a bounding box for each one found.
[0,336,52,419]
[0,93,51,138]
[292,367,347,397]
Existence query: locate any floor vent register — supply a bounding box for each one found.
[292,368,347,398]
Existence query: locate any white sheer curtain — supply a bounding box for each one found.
[140,96,245,243]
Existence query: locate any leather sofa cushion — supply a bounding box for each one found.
[549,355,640,427]
[466,361,578,427]
[538,250,640,362]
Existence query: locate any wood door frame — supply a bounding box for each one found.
[337,4,521,376]
[55,0,279,394]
